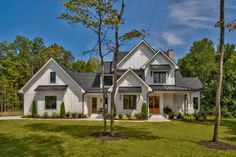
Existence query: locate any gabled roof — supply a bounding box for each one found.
[141,50,179,69]
[19,58,86,93]
[116,40,156,67]
[108,68,152,92]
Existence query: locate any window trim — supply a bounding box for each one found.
[193,97,198,110]
[104,75,113,87]
[50,72,56,83]
[123,94,137,110]
[153,72,166,83]
[45,96,57,110]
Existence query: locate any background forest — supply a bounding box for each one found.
[0,36,235,116]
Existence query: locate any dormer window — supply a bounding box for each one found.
[153,72,166,83]
[50,72,56,83]
[104,75,113,86]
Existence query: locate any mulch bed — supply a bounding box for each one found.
[198,141,236,150]
[91,131,127,141]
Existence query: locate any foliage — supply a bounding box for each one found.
[51,112,59,118]
[126,114,131,120]
[66,111,71,118]
[176,113,183,119]
[182,114,196,121]
[43,112,48,118]
[60,102,66,118]
[206,116,216,122]
[178,38,236,114]
[118,114,123,120]
[141,103,148,120]
[71,112,79,118]
[31,100,37,117]
[168,112,175,119]
[164,107,172,114]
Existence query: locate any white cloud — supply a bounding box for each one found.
[162,32,184,46]
[168,0,218,29]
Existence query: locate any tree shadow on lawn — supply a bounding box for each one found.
[0,133,64,157]
[221,119,236,142]
[25,122,161,140]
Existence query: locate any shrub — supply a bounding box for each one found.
[141,103,148,120]
[168,112,175,119]
[71,112,79,118]
[43,112,48,118]
[164,107,172,114]
[222,112,233,118]
[183,114,196,121]
[126,114,131,120]
[78,113,87,118]
[206,116,215,122]
[118,114,123,120]
[60,102,66,118]
[134,113,142,120]
[193,112,201,121]
[66,111,71,118]
[176,113,183,119]
[22,114,32,118]
[31,100,37,117]
[51,112,59,118]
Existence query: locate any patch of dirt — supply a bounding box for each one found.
[199,141,236,150]
[91,131,127,141]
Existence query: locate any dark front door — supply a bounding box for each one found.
[92,97,97,113]
[149,96,160,114]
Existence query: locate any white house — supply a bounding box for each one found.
[19,40,202,117]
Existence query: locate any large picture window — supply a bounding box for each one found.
[193,97,198,110]
[50,72,56,83]
[45,96,57,109]
[104,75,113,86]
[123,95,137,109]
[153,72,166,83]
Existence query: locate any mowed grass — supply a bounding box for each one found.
[0,119,235,157]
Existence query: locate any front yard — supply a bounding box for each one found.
[0,119,235,157]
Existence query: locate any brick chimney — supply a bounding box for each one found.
[167,49,174,60]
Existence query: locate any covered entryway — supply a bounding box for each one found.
[149,96,160,114]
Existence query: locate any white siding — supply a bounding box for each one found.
[23,61,84,115]
[118,43,154,69]
[114,71,149,115]
[145,53,175,85]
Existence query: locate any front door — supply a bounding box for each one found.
[149,96,160,114]
[92,97,97,113]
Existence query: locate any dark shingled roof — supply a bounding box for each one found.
[56,61,101,92]
[35,85,68,91]
[150,65,171,71]
[175,70,203,90]
[118,86,142,93]
[117,51,129,63]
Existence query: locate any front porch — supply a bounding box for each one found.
[147,91,200,116]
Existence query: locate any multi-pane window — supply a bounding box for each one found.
[104,75,113,86]
[153,72,166,83]
[45,96,57,109]
[50,72,56,83]
[193,97,198,110]
[123,95,137,109]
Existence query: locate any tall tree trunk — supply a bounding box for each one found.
[98,0,106,132]
[213,0,225,143]
[110,0,125,135]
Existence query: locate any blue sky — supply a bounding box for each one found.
[0,0,235,61]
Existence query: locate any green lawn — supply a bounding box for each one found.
[0,119,235,157]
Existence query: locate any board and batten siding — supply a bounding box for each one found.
[23,61,84,116]
[118,43,154,70]
[144,53,175,85]
[113,71,149,115]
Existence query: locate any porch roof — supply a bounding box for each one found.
[150,85,196,91]
[34,85,68,91]
[118,86,142,93]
